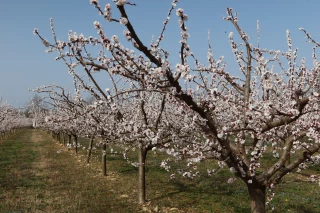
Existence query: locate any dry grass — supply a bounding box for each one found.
[0,129,139,213]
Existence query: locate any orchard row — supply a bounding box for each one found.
[30,1,320,212]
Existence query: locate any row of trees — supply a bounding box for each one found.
[30,83,201,204]
[0,98,31,139]
[33,1,320,212]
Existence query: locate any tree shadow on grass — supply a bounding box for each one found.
[149,177,251,213]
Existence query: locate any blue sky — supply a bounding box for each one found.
[1,0,320,106]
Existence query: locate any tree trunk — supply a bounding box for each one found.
[73,135,78,155]
[138,147,148,204]
[87,135,94,164]
[67,134,72,151]
[102,143,107,176]
[63,134,66,146]
[247,182,266,213]
[286,153,291,166]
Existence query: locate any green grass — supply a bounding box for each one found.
[72,136,320,213]
[0,129,320,213]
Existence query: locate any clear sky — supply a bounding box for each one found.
[1,0,320,106]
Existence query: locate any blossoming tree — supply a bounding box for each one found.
[0,99,31,138]
[33,75,201,204]
[34,0,320,212]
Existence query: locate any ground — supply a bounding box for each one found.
[0,129,319,213]
[0,129,139,213]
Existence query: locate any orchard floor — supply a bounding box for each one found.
[0,129,139,213]
[0,129,320,213]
